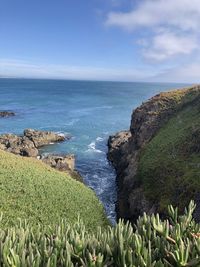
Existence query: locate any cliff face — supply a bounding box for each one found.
[108,85,200,222]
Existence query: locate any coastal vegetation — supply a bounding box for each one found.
[0,201,200,266]
[137,95,200,213]
[0,150,107,230]
[108,85,200,222]
[1,85,200,265]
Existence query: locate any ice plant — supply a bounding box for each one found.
[0,201,200,266]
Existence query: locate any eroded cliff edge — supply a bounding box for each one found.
[108,85,200,222]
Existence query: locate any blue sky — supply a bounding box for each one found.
[0,0,200,82]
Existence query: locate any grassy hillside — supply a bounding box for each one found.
[137,97,200,213]
[0,150,107,230]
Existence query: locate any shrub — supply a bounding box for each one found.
[1,201,200,266]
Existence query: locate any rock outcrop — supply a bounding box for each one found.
[0,134,38,157]
[0,129,82,181]
[24,129,66,148]
[41,154,75,172]
[0,129,65,157]
[0,111,15,117]
[108,85,200,223]
[41,154,83,182]
[108,131,131,167]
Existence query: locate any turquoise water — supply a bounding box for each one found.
[0,79,189,222]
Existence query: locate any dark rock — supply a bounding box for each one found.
[67,170,83,183]
[0,111,15,117]
[108,85,200,223]
[108,131,131,167]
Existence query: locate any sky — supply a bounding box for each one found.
[0,0,200,83]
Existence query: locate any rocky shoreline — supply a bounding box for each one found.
[0,129,66,157]
[0,128,82,182]
[108,85,200,222]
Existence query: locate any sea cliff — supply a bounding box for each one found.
[108,85,200,222]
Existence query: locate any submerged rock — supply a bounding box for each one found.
[0,111,15,117]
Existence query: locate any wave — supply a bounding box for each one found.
[86,141,103,153]
[95,105,113,110]
[57,132,65,137]
[63,118,80,126]
[56,131,71,138]
[72,106,113,116]
[96,137,104,142]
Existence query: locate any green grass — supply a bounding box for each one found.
[0,150,108,230]
[136,99,200,213]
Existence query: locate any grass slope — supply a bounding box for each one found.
[0,150,107,230]
[137,99,200,213]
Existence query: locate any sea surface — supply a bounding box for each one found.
[0,79,189,223]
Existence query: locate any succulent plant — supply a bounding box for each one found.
[1,201,200,266]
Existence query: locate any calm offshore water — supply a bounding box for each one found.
[0,79,189,223]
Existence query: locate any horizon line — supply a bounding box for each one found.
[0,76,192,86]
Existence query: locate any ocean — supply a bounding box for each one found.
[0,79,189,223]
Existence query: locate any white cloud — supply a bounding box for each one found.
[106,0,200,62]
[143,32,198,61]
[106,0,200,31]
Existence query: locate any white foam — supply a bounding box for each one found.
[88,141,95,150]
[56,132,71,138]
[95,105,113,110]
[87,141,103,153]
[57,132,65,137]
[64,118,80,126]
[96,137,104,142]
